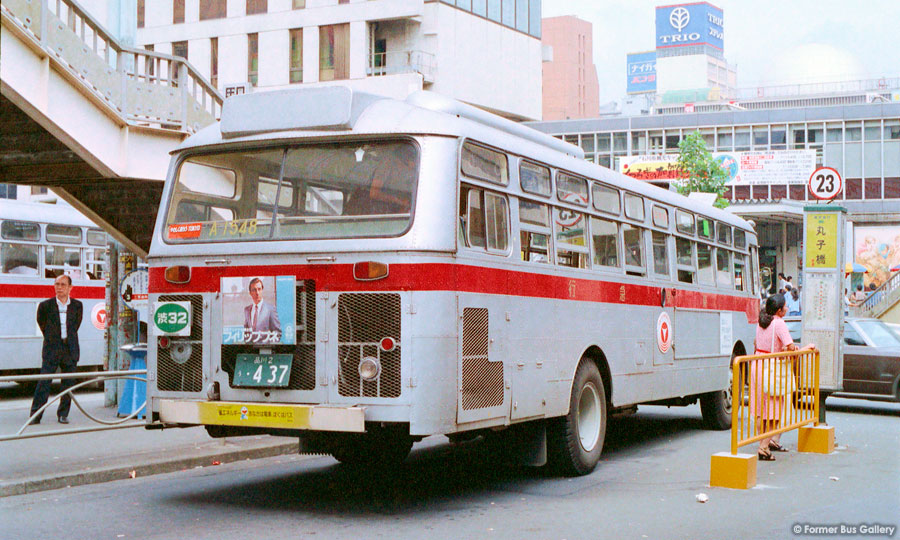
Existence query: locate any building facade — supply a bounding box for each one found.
[529,96,900,293]
[136,0,543,120]
[541,15,599,121]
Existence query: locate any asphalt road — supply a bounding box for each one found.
[2,399,898,540]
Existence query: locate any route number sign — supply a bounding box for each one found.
[808,167,842,200]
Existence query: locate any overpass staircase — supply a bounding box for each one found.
[1,0,222,256]
[856,271,900,321]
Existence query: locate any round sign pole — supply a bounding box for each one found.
[808,167,842,201]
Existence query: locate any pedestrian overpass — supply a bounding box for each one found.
[1,0,222,256]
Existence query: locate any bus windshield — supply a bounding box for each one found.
[164,140,418,243]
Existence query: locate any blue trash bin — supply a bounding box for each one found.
[118,343,147,419]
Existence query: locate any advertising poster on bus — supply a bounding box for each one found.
[221,276,295,345]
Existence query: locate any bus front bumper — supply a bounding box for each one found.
[158,399,366,432]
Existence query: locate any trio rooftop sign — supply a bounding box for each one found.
[655,2,724,51]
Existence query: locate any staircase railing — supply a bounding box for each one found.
[2,0,222,132]
[856,271,900,319]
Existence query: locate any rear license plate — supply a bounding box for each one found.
[233,354,293,387]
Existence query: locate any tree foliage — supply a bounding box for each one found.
[675,131,729,209]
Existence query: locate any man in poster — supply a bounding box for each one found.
[243,277,281,342]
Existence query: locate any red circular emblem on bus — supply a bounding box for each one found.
[657,312,672,353]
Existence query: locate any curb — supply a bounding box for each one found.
[0,441,299,498]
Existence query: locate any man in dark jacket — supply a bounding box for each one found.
[30,274,83,424]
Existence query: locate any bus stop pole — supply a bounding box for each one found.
[104,240,119,407]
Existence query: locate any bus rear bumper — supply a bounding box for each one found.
[159,399,366,432]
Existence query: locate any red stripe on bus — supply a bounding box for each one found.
[149,263,760,323]
[0,284,106,299]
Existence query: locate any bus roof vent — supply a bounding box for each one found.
[405,91,585,159]
[220,87,384,138]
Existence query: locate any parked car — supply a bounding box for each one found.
[784,316,900,402]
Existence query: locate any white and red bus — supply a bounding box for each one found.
[0,200,108,376]
[148,87,760,475]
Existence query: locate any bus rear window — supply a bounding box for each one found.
[165,141,417,242]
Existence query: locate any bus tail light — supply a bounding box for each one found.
[158,336,170,349]
[164,266,191,284]
[353,261,388,281]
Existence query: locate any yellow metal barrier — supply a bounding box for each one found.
[710,348,834,489]
[731,348,820,455]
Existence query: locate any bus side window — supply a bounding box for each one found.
[461,187,486,248]
[622,223,645,274]
[590,216,619,268]
[554,207,587,269]
[519,199,550,263]
[459,186,509,253]
[676,237,695,283]
[734,256,746,291]
[1,243,39,275]
[651,231,669,277]
[716,248,732,288]
[697,243,715,285]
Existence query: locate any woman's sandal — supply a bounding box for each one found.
[758,450,775,461]
[769,442,789,452]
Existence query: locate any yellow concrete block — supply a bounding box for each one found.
[798,425,835,454]
[710,452,757,490]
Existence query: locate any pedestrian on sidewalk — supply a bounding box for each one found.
[30,274,83,424]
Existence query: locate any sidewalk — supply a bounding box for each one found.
[0,392,299,497]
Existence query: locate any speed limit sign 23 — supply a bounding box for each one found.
[808,167,842,200]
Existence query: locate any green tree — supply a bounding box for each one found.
[675,131,729,209]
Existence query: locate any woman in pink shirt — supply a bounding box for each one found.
[751,294,813,460]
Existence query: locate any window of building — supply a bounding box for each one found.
[651,231,669,276]
[248,34,259,86]
[210,37,218,88]
[137,0,145,28]
[515,0,529,33]
[293,0,306,7]
[472,0,487,17]
[717,128,733,150]
[247,0,267,14]
[461,142,508,185]
[173,0,185,23]
[487,0,501,22]
[501,0,515,27]
[199,0,227,20]
[319,23,349,81]
[520,161,551,196]
[590,216,618,268]
[0,184,15,199]
[734,127,750,151]
[290,29,303,83]
[172,41,188,59]
[752,125,769,148]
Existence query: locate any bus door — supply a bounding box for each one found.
[456,295,509,425]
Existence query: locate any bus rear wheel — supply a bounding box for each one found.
[547,358,607,476]
[700,361,733,430]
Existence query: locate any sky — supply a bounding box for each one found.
[542,0,900,105]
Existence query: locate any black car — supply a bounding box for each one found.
[784,316,900,402]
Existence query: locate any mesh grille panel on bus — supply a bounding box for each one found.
[220,280,317,390]
[461,307,503,410]
[337,293,401,398]
[157,294,203,392]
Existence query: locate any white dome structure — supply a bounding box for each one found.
[769,43,867,85]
